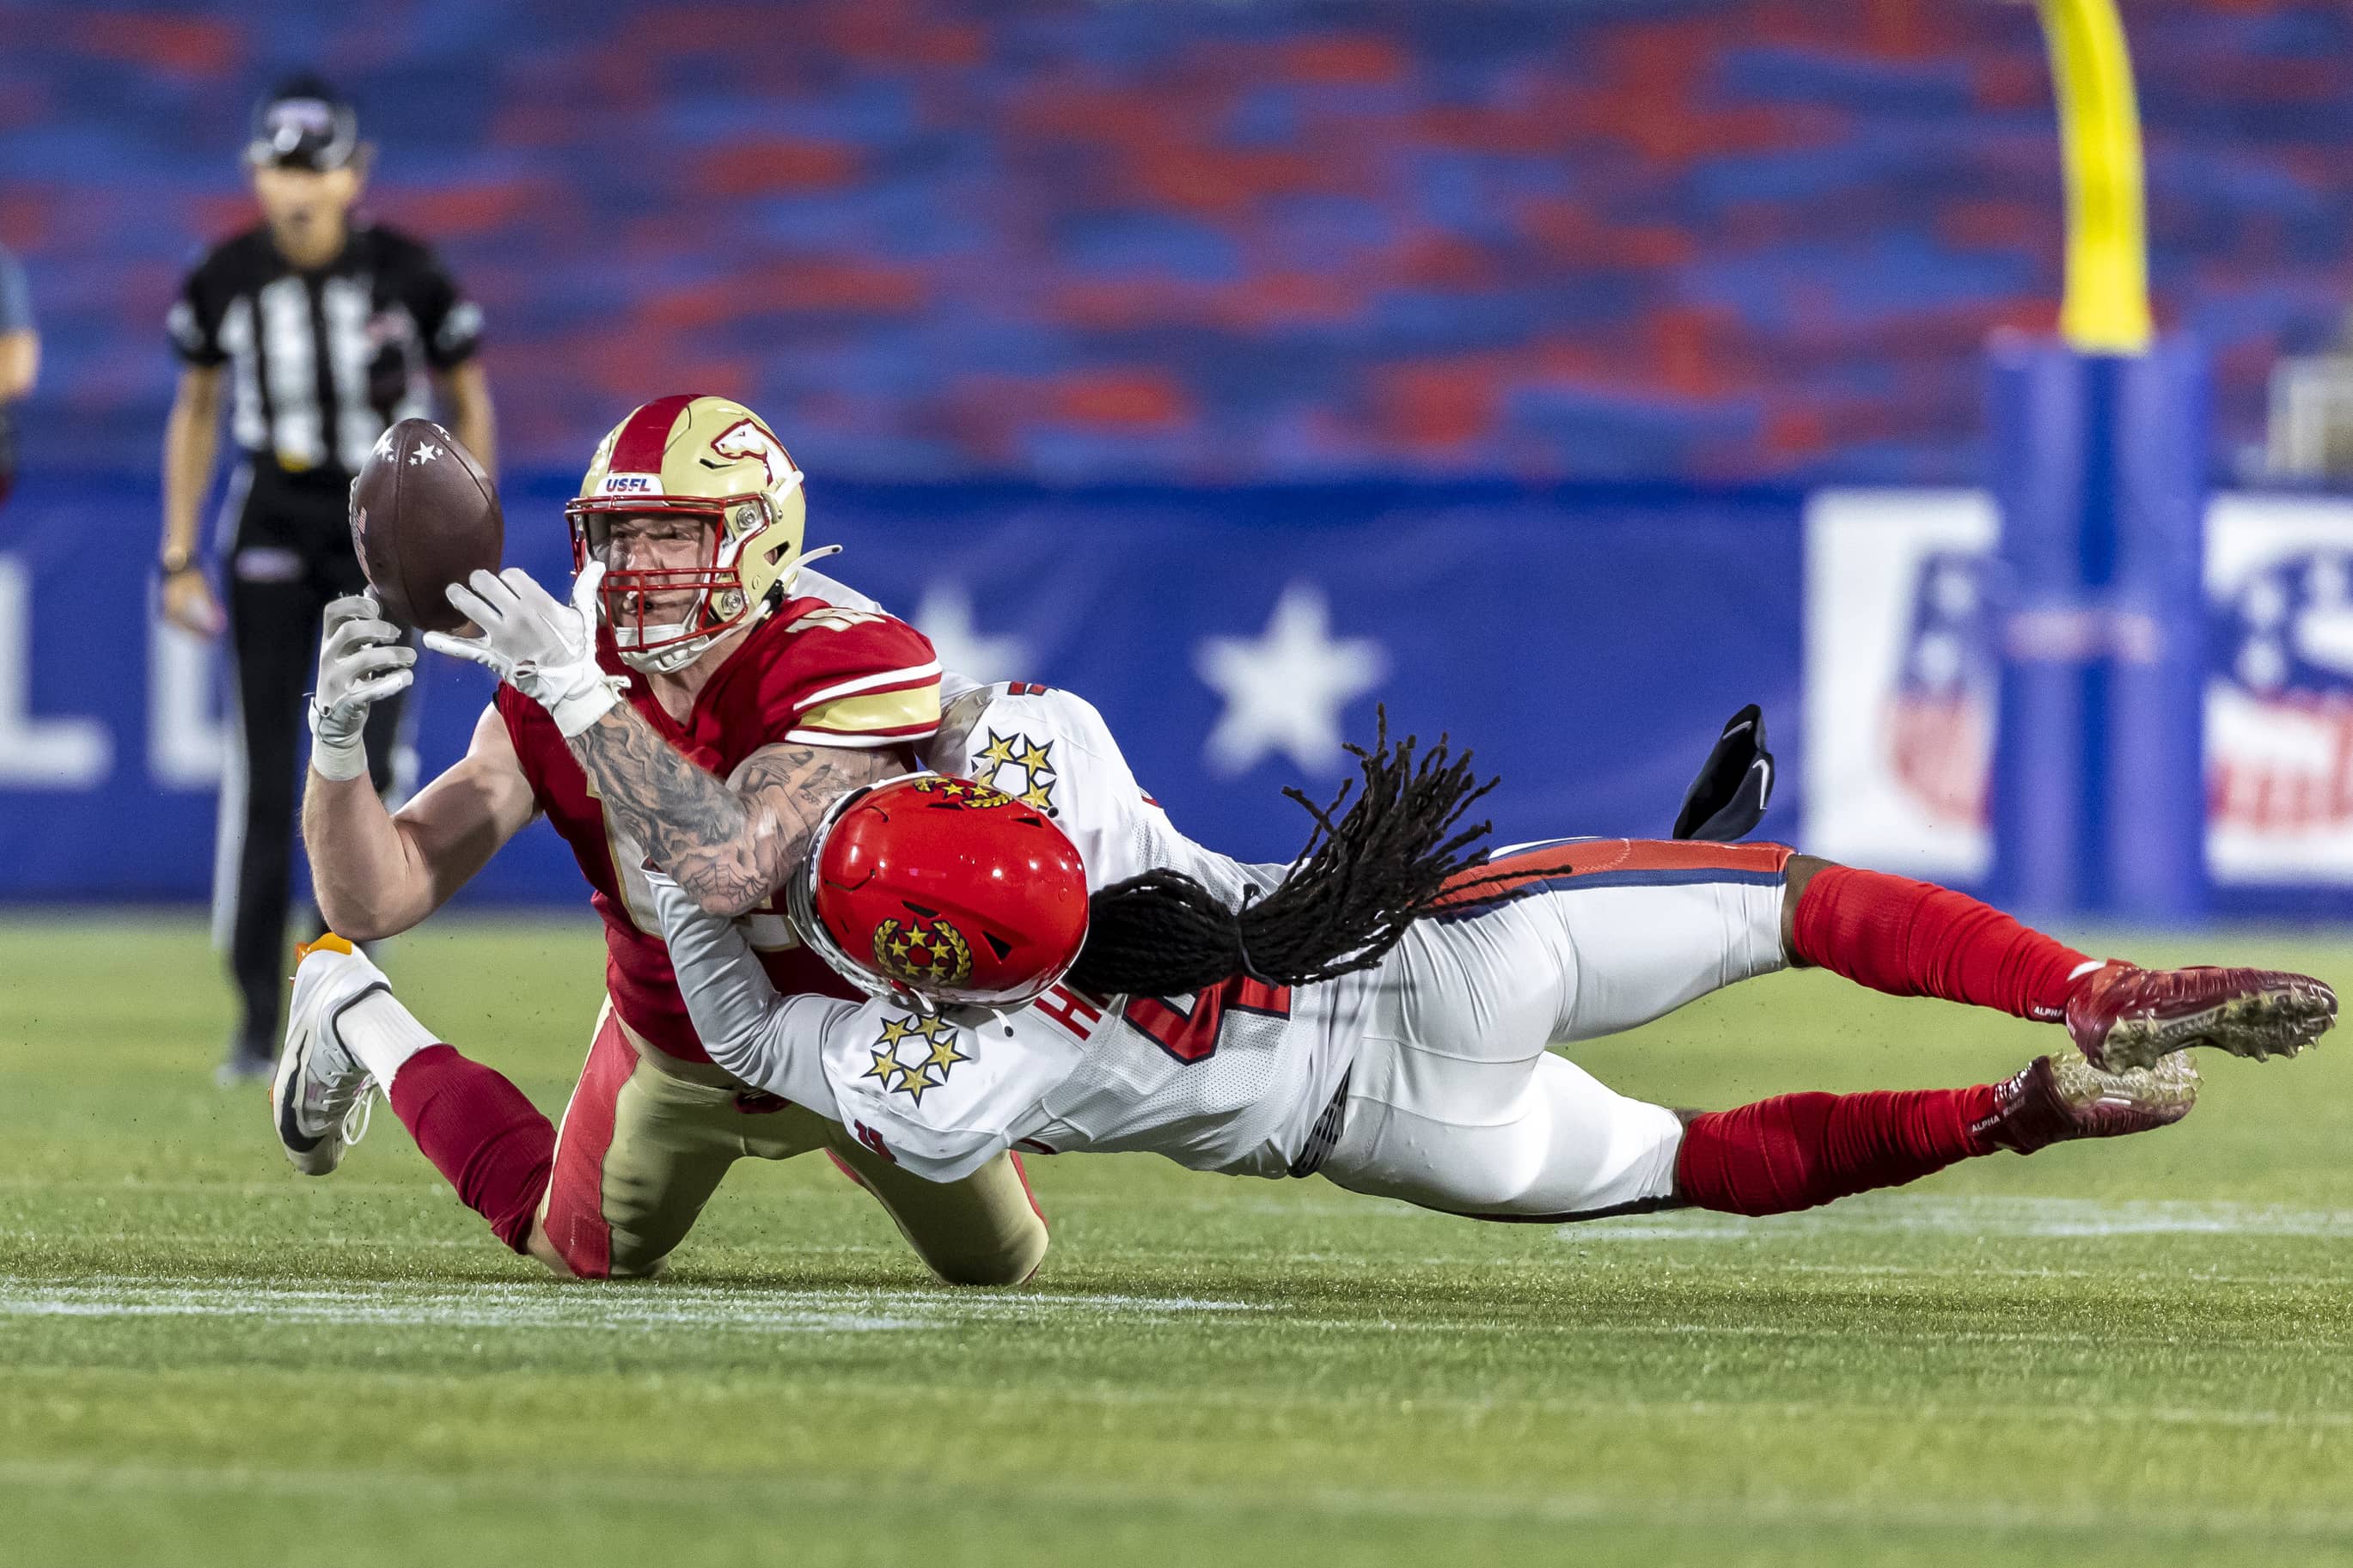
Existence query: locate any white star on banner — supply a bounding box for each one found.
[1195,583,1388,777]
[915,583,1033,686]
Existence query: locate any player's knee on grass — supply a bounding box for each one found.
[523,1222,574,1278]
[831,1138,1049,1287]
[533,1010,779,1280]
[526,1212,681,1280]
[922,1231,1047,1288]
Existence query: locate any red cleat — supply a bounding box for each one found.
[2065,962,2337,1071]
[1977,1049,2200,1155]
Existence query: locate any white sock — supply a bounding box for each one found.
[339,989,438,1086]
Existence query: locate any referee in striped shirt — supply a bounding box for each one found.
[157,74,497,1082]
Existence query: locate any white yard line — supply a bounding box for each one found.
[0,1278,1256,1333]
[3,1273,2344,1349]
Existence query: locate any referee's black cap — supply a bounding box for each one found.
[247,74,361,172]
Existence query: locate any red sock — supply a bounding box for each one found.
[1675,1085,1997,1216]
[1791,866,2095,1022]
[386,1045,554,1254]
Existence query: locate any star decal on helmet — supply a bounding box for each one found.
[906,775,1019,809]
[974,729,1060,816]
[864,1015,974,1105]
[872,912,976,989]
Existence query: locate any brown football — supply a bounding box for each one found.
[348,418,504,632]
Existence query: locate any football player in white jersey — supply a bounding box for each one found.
[280,676,2335,1238]
[612,683,2332,1223]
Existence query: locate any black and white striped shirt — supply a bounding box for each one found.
[168,222,480,492]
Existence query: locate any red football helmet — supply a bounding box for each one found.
[785,774,1091,1012]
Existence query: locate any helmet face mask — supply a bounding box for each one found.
[566,397,808,674]
[569,491,792,674]
[781,792,934,1014]
[781,775,1091,1015]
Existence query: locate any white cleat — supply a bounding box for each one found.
[272,934,387,1175]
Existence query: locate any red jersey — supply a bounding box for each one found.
[498,594,942,1063]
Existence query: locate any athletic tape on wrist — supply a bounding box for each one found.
[309,732,370,782]
[545,671,624,738]
[305,694,373,781]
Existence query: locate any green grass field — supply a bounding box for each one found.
[4,912,2352,1567]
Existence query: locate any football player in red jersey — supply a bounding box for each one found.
[284,395,1046,1283]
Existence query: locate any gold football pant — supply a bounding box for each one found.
[535,1002,1048,1283]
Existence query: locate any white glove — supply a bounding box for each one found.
[309,595,415,782]
[425,564,622,737]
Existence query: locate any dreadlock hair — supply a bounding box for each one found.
[1066,711,1506,999]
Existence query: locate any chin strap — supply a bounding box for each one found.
[613,627,706,676]
[889,982,941,1020]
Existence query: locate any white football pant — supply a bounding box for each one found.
[1319,839,1793,1220]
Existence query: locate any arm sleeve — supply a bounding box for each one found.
[822,1010,1065,1185]
[647,871,835,1108]
[166,258,224,366]
[407,248,482,369]
[0,251,31,334]
[658,861,1050,1181]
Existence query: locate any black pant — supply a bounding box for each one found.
[219,474,409,1052]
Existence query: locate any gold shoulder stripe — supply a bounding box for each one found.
[797,682,943,737]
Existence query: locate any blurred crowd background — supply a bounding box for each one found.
[10,0,2352,482]
[3,0,2351,915]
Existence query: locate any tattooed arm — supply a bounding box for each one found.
[565,704,900,917]
[419,563,911,914]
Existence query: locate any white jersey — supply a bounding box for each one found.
[651,685,1366,1185]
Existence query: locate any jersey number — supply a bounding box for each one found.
[1123,977,1292,1065]
[851,1120,898,1164]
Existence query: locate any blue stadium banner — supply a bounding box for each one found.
[0,473,1804,907]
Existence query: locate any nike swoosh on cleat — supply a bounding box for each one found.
[276,1069,325,1155]
[279,980,389,1155]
